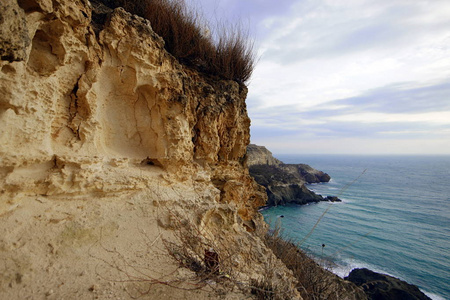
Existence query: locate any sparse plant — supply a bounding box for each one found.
[89,201,251,298]
[263,222,363,300]
[160,210,235,283]
[97,0,256,84]
[260,168,371,299]
[90,199,308,299]
[250,277,291,300]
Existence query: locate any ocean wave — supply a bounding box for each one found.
[263,155,450,299]
[329,257,393,279]
[424,292,447,300]
[329,258,446,300]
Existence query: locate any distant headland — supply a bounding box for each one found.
[246,144,341,206]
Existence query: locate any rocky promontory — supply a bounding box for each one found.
[247,144,340,206]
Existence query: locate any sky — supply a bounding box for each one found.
[186,0,450,155]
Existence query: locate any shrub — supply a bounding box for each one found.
[250,277,291,300]
[264,224,340,300]
[97,0,256,84]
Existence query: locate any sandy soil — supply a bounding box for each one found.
[0,189,254,300]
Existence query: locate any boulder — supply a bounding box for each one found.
[345,268,431,300]
[325,196,341,202]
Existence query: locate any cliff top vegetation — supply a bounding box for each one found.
[98,0,256,84]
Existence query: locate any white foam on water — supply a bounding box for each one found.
[424,292,446,300]
[329,257,394,279]
[329,259,447,300]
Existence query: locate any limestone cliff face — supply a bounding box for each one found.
[0,1,293,299]
[0,0,265,221]
[0,2,368,299]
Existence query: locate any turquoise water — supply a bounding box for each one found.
[261,155,450,300]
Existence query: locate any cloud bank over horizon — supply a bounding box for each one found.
[188,0,450,154]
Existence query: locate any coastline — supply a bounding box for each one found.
[249,146,438,298]
[262,205,437,300]
[260,154,450,300]
[329,260,446,300]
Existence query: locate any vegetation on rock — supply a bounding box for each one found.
[97,0,256,84]
[263,224,367,300]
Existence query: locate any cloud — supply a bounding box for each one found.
[189,0,450,154]
[186,0,299,39]
[332,81,450,114]
[249,79,450,147]
[252,136,450,155]
[328,111,450,125]
[248,0,450,111]
[260,0,450,64]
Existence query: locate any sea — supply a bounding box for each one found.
[261,155,450,300]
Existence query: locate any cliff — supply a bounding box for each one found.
[0,1,365,299]
[247,144,339,206]
[0,0,265,217]
[246,144,283,166]
[0,1,284,298]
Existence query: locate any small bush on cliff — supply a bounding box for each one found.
[98,0,256,84]
[263,224,358,300]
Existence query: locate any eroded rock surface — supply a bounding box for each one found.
[0,0,30,61]
[246,144,283,166]
[0,1,366,299]
[0,1,297,298]
[0,0,265,220]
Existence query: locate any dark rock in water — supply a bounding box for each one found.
[266,183,324,206]
[248,163,327,206]
[246,144,332,207]
[296,163,331,183]
[325,196,341,202]
[319,173,331,182]
[345,268,431,300]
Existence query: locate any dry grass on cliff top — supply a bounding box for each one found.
[99,0,256,84]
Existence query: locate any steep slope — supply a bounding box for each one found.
[0,0,264,222]
[0,1,368,299]
[0,1,302,299]
[246,144,283,166]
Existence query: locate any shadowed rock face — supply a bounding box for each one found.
[0,1,30,61]
[345,268,432,300]
[246,144,338,206]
